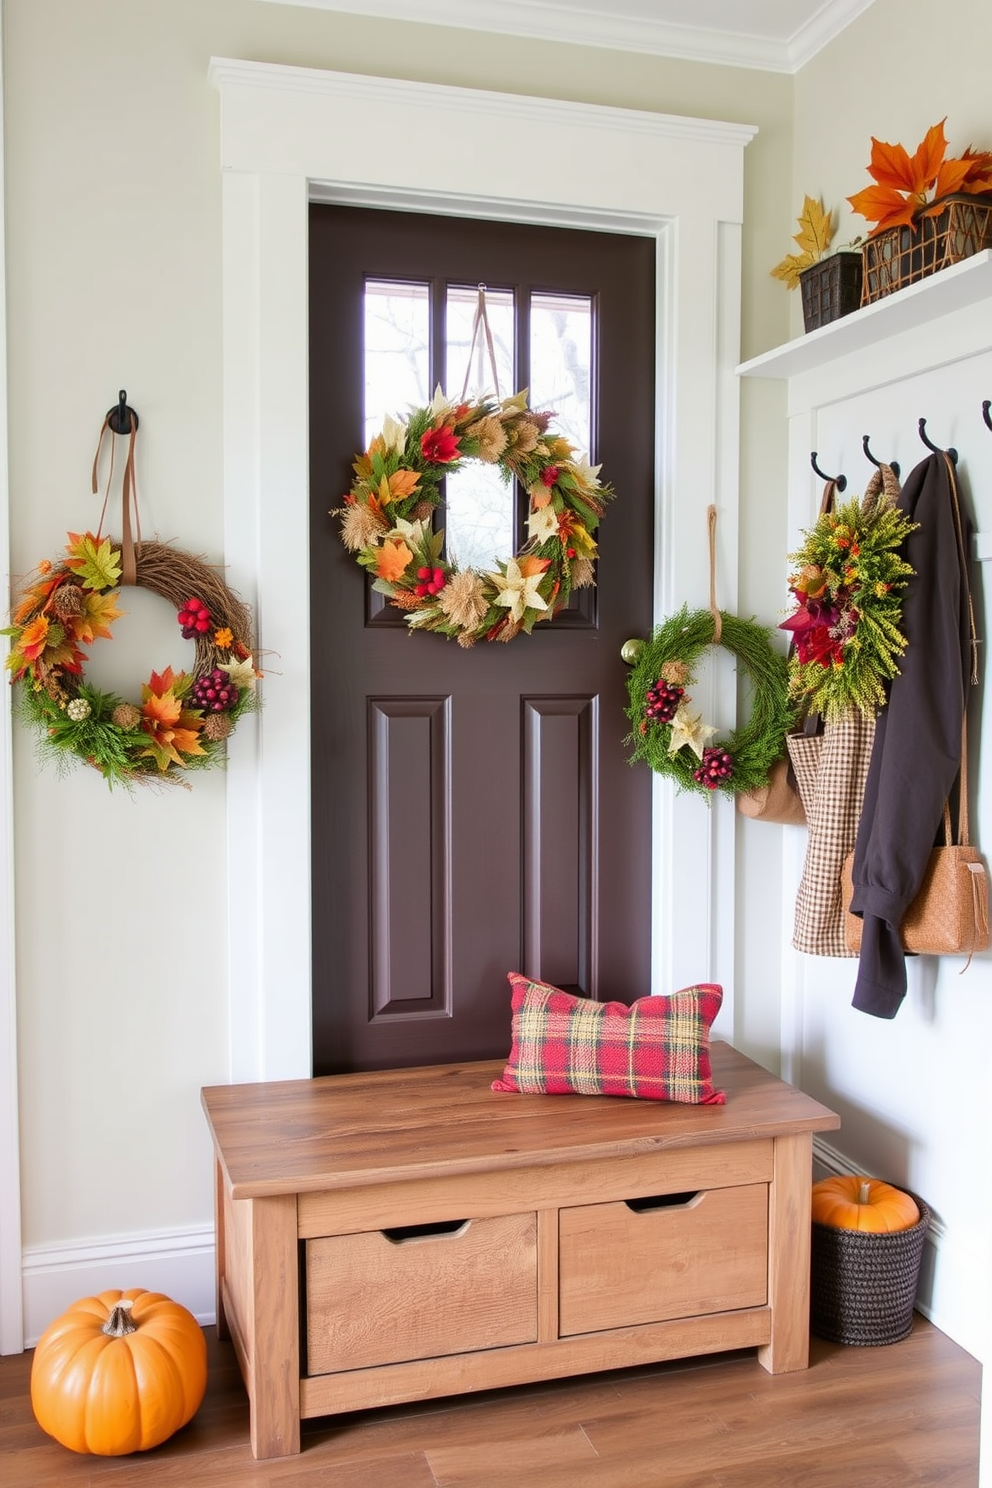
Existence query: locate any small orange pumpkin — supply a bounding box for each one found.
[30,1288,207,1455]
[811,1175,919,1234]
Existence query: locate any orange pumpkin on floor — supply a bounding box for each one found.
[30,1288,207,1455]
[811,1176,920,1233]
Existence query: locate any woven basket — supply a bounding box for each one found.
[810,1192,930,1346]
[861,194,992,305]
[799,251,863,331]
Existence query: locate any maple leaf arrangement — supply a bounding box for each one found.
[847,118,992,236]
[4,532,260,788]
[780,489,917,721]
[335,388,613,645]
[771,195,841,290]
[624,607,795,801]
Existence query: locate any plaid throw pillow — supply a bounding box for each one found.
[491,973,725,1104]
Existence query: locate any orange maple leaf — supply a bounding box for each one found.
[386,468,421,501]
[517,555,551,579]
[960,146,992,193]
[13,574,62,624]
[145,665,187,697]
[849,120,992,236]
[139,682,206,770]
[375,537,414,583]
[71,590,125,646]
[11,615,49,666]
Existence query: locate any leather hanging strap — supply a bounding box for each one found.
[707,504,722,645]
[819,477,839,515]
[91,409,142,586]
[459,285,501,402]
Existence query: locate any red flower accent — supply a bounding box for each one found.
[421,427,461,464]
[540,465,560,487]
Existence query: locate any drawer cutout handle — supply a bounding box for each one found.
[624,1191,700,1213]
[381,1219,470,1244]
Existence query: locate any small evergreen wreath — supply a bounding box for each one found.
[335,388,612,646]
[625,606,795,800]
[4,531,259,789]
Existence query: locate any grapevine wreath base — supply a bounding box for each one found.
[5,532,259,789]
[625,605,795,801]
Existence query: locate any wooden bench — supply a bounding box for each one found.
[201,1043,840,1459]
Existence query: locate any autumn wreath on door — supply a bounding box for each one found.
[335,386,612,646]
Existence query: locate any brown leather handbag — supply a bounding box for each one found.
[841,724,989,960]
[736,754,806,825]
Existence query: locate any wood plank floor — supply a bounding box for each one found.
[1,1316,980,1487]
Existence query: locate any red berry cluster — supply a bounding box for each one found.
[693,746,734,790]
[178,597,211,638]
[191,668,239,714]
[415,566,446,598]
[644,678,684,725]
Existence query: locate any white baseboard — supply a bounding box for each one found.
[812,1137,985,1364]
[21,1225,215,1349]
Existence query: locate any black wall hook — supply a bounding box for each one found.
[918,417,957,464]
[983,399,992,433]
[810,452,847,491]
[107,389,139,435]
[862,434,899,479]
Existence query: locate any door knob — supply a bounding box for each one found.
[620,638,644,664]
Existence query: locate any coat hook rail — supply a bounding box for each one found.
[918,417,957,464]
[107,388,139,435]
[862,434,899,479]
[983,399,992,433]
[810,452,847,491]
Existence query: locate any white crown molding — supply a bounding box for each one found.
[787,0,878,70]
[207,57,757,150]
[250,0,876,73]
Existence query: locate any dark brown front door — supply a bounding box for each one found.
[309,204,655,1074]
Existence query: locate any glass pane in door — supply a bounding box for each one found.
[364,279,430,446]
[444,286,516,573]
[530,292,593,459]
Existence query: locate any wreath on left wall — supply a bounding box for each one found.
[4,531,259,789]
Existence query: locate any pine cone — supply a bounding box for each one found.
[203,714,232,742]
[52,583,85,620]
[111,703,142,730]
[410,500,436,522]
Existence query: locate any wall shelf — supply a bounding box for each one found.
[737,250,992,381]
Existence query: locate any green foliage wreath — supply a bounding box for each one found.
[780,489,916,720]
[625,606,795,800]
[4,531,259,790]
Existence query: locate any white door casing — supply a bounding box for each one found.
[210,58,756,1083]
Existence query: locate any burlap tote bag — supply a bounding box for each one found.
[788,707,876,956]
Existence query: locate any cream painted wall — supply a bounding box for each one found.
[786,0,992,1367]
[792,0,990,342]
[4,0,792,1300]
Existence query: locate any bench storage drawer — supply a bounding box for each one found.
[305,1211,538,1373]
[558,1184,768,1336]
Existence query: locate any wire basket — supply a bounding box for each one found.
[861,195,992,304]
[810,1192,930,1346]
